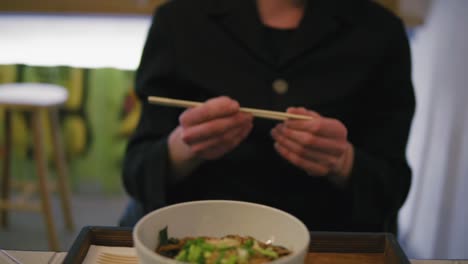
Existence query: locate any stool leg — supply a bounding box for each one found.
[32,110,59,251]
[1,110,12,228]
[48,108,74,231]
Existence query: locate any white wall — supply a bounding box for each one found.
[0,14,151,69]
[399,0,468,259]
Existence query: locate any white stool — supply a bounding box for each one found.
[0,83,74,251]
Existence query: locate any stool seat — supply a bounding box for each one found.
[0,83,68,107]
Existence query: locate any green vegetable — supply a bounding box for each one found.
[202,244,215,252]
[223,255,237,264]
[175,250,188,261]
[159,226,169,246]
[255,247,279,259]
[243,239,253,248]
[203,251,213,259]
[187,244,203,263]
[241,239,254,256]
[215,251,225,264]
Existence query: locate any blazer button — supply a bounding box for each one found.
[272,79,288,95]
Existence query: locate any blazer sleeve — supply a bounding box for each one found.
[122,5,183,211]
[347,19,415,231]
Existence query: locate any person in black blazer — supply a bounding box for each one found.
[121,0,415,235]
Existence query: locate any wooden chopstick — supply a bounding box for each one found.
[148,96,313,121]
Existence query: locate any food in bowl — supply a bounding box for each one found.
[133,200,310,264]
[156,227,291,264]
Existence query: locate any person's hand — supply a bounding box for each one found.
[270,107,354,183]
[168,96,253,178]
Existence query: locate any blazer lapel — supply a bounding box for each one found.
[278,0,344,67]
[206,0,361,68]
[207,0,275,66]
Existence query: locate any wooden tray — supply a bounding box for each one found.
[64,226,410,264]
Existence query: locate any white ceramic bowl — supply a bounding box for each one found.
[133,200,310,264]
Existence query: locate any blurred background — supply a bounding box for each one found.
[0,0,466,259]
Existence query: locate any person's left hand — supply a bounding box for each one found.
[270,107,354,182]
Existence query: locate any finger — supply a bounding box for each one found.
[194,123,253,159]
[272,124,347,156]
[286,107,321,118]
[191,126,243,155]
[285,108,347,139]
[182,112,252,144]
[272,127,341,168]
[274,142,329,176]
[192,122,251,154]
[180,96,240,126]
[202,123,252,159]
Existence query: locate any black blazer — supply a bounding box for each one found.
[123,0,415,233]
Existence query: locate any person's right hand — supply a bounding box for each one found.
[168,96,253,177]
